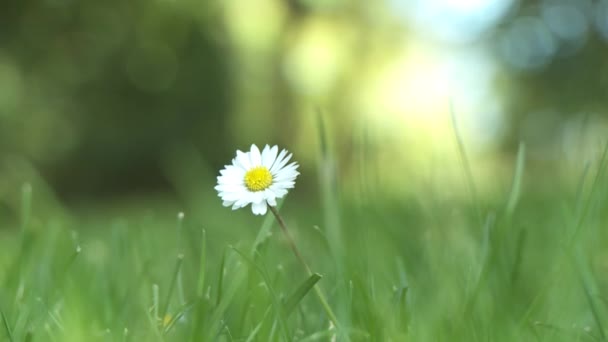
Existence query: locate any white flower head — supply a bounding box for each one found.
[215,144,300,215]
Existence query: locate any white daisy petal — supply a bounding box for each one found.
[265,190,277,206]
[236,150,251,170]
[262,145,278,168]
[215,184,246,192]
[271,152,292,173]
[249,144,262,166]
[261,145,270,163]
[221,165,246,176]
[270,149,288,172]
[269,186,289,198]
[273,182,295,189]
[274,168,299,180]
[251,201,267,215]
[234,197,250,209]
[221,193,243,202]
[223,200,236,207]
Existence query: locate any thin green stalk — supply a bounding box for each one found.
[506,142,526,217]
[252,200,283,256]
[450,102,482,227]
[244,307,270,342]
[20,183,32,233]
[160,254,185,322]
[176,212,185,249]
[267,205,341,334]
[197,228,207,298]
[152,284,160,323]
[1,307,13,342]
[216,250,227,307]
[176,213,186,305]
[316,110,343,259]
[190,228,208,341]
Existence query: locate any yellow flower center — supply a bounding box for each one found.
[244,166,273,191]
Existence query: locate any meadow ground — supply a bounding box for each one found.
[1,143,608,342]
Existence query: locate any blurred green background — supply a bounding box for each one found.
[1,0,607,211]
[2,1,608,340]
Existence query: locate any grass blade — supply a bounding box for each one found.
[316,109,350,341]
[204,264,245,341]
[188,296,210,342]
[216,249,227,307]
[176,213,186,305]
[230,247,291,342]
[316,109,343,257]
[197,228,207,298]
[20,183,32,233]
[160,254,185,322]
[567,140,608,246]
[573,251,607,340]
[0,307,13,342]
[152,284,160,323]
[510,227,527,284]
[506,142,526,216]
[396,286,409,330]
[462,213,496,316]
[244,307,271,342]
[450,101,482,227]
[283,273,322,317]
[298,329,335,342]
[163,299,196,334]
[520,141,608,329]
[251,200,283,257]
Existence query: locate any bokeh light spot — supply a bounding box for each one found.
[499,16,557,70]
[391,0,517,43]
[594,0,608,41]
[541,3,588,41]
[283,19,349,98]
[224,0,287,52]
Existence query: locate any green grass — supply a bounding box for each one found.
[1,142,608,341]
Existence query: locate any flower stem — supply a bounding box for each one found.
[268,205,340,330]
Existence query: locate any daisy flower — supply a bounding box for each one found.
[215,144,300,215]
